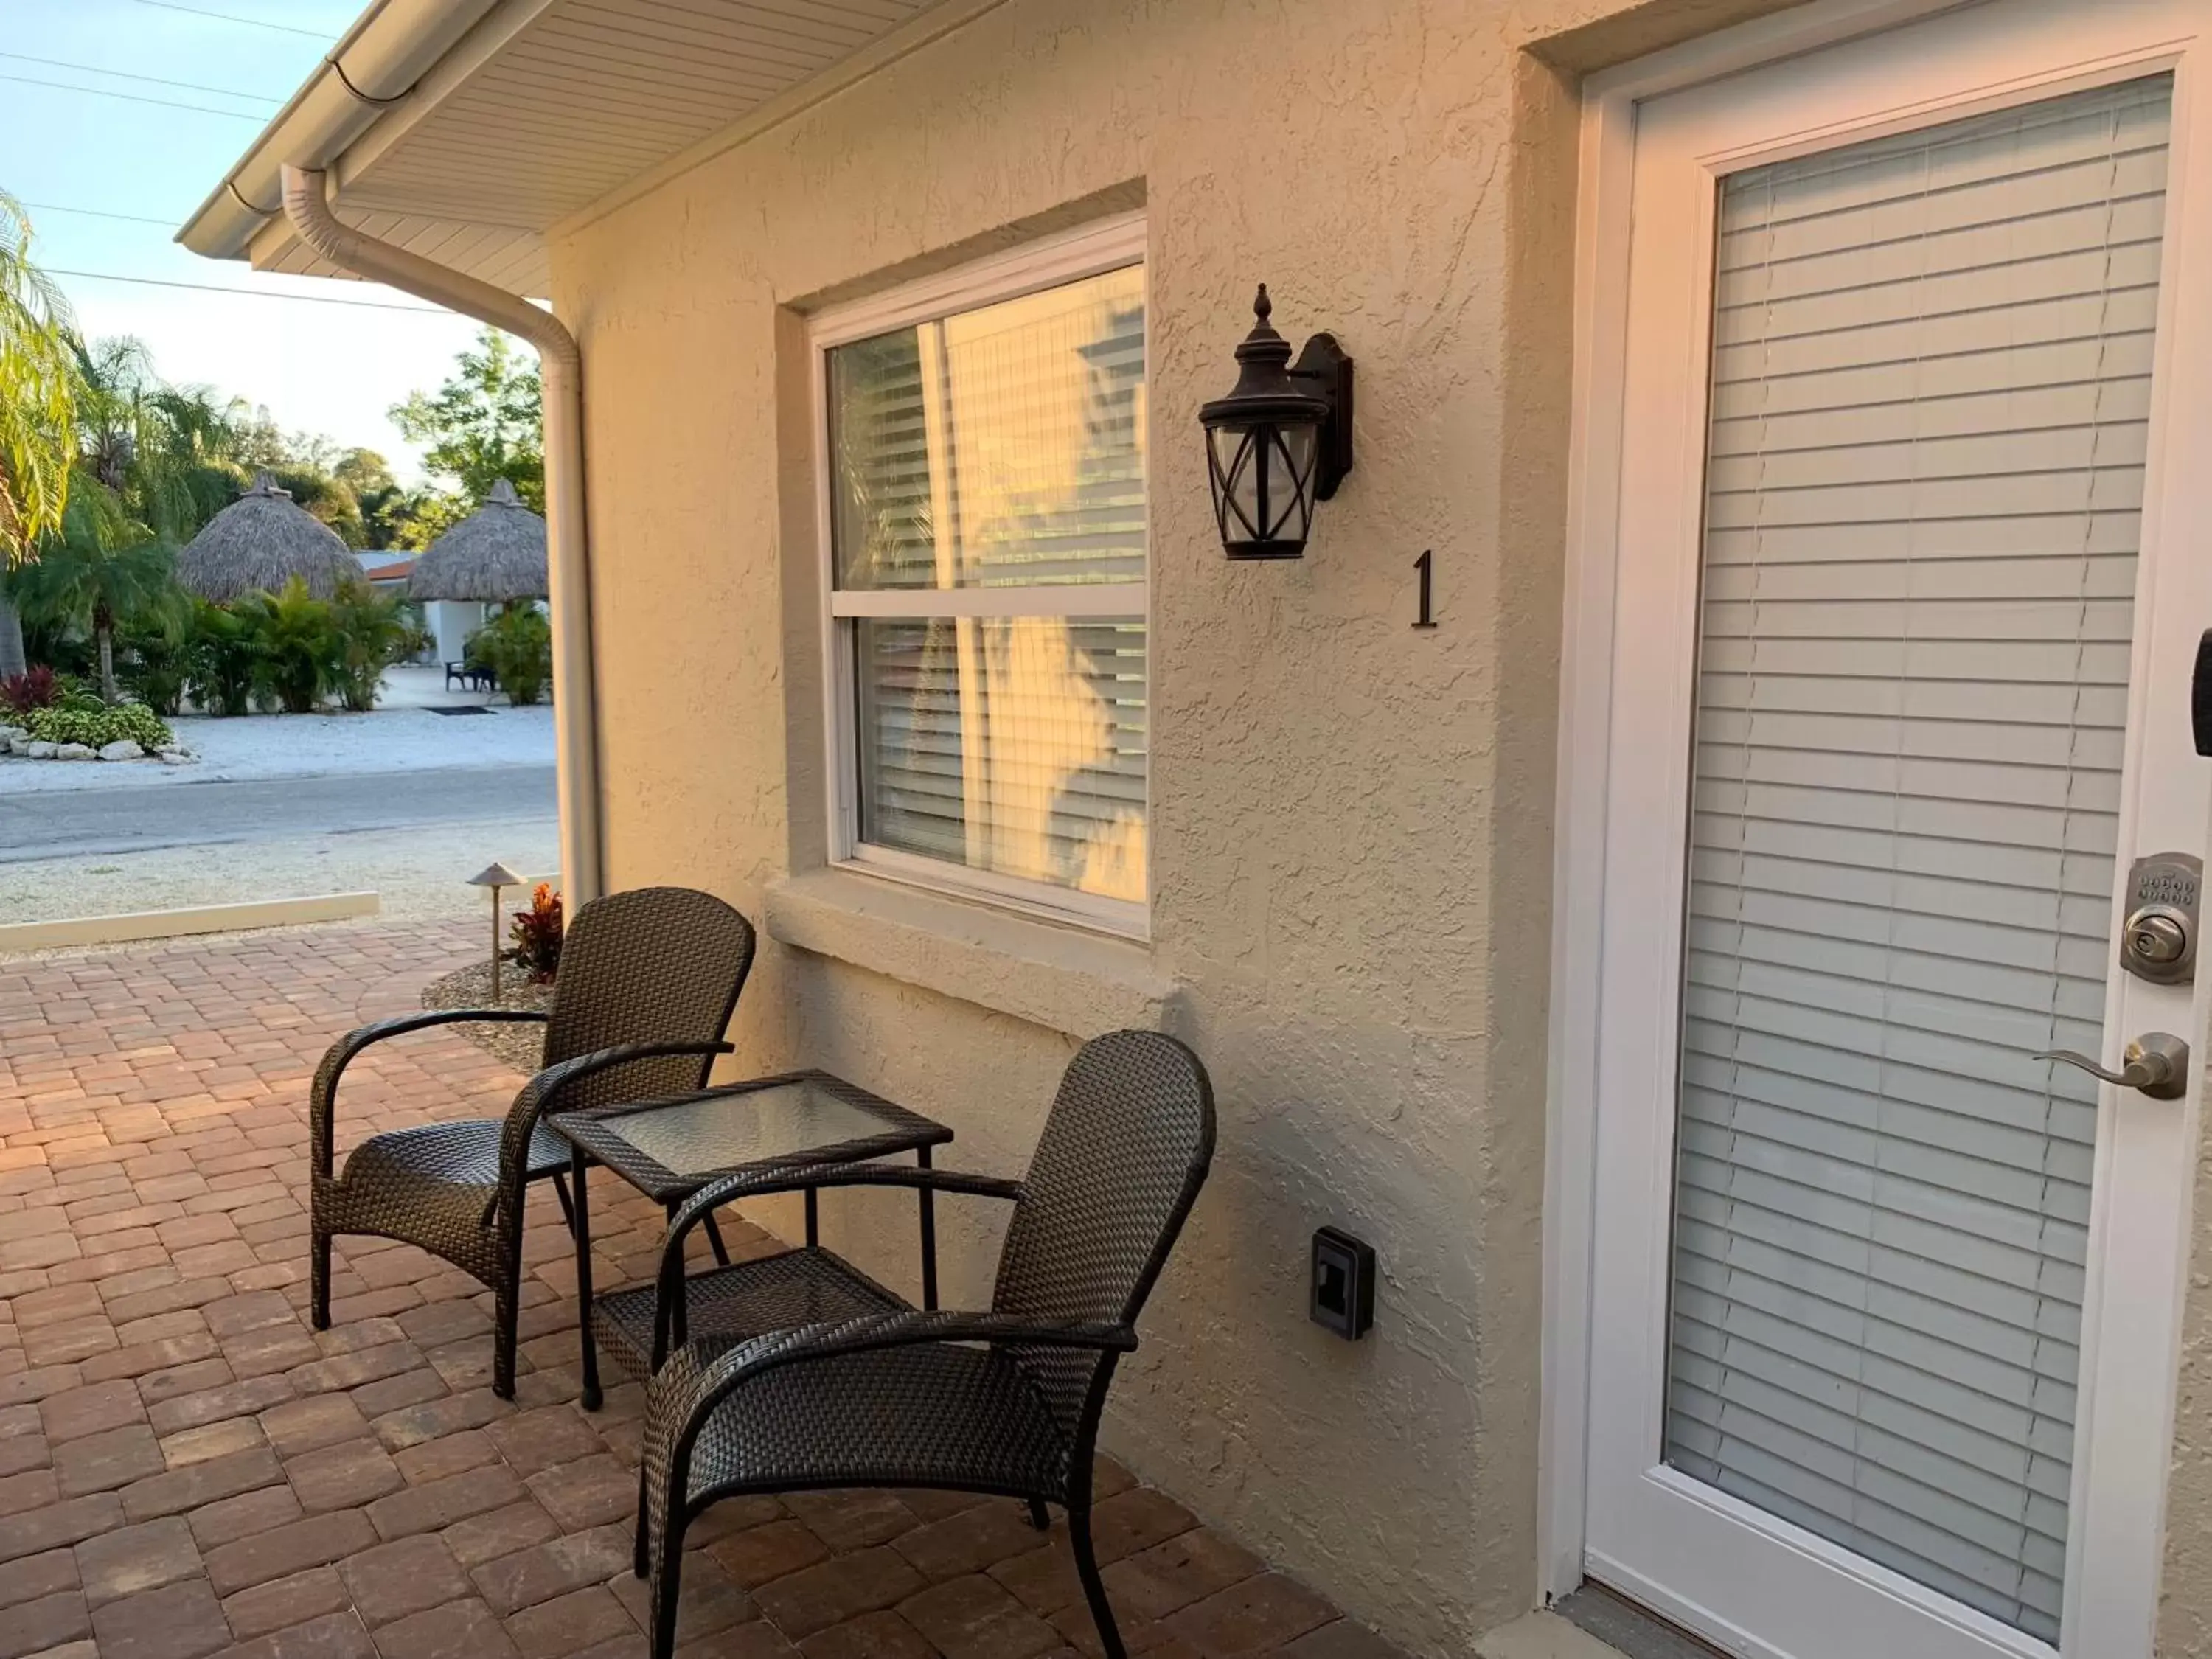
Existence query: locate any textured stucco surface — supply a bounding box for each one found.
[546,0,1792,1652]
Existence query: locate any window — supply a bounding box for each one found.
[813,217,1149,934]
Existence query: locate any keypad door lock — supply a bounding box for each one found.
[2122,852,2202,985]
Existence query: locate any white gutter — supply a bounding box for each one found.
[281,164,602,906]
[179,0,508,262]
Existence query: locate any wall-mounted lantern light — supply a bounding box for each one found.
[1199,285,1353,560]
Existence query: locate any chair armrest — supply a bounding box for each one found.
[655,1167,1023,1363]
[644,1310,1135,1518]
[484,1040,734,1224]
[311,1008,546,1180]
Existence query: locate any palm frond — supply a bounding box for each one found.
[0,189,80,564]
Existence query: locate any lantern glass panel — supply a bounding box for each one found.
[1270,422,1318,540]
[1211,423,1262,545]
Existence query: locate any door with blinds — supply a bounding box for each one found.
[1581,4,2212,1657]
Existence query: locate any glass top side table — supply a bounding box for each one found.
[549,1070,953,1409]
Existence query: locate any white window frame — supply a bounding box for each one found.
[809,212,1151,938]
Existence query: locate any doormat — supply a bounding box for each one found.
[1553,1588,1727,1659]
[426,706,495,716]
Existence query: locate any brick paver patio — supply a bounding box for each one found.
[0,920,1391,1659]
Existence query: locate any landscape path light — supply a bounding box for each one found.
[467,860,526,999]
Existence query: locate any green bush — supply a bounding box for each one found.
[469,605,552,706]
[182,601,260,717]
[119,625,190,718]
[234,578,344,714]
[330,583,427,712]
[24,700,173,752]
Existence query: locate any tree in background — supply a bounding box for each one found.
[0,191,80,677]
[391,327,543,513]
[7,476,181,703]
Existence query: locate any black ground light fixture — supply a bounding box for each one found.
[1200,285,1354,558]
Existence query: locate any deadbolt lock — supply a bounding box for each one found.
[2121,852,2202,985]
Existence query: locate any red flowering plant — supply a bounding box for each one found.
[1,667,60,717]
[508,883,564,984]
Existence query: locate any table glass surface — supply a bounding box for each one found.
[599,1080,900,1178]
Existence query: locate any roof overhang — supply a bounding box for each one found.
[178,0,1001,299]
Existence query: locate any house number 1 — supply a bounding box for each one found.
[1413,550,1438,629]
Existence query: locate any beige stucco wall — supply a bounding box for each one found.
[542,0,1793,1652]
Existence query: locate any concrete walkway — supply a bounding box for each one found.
[0,920,1399,1659]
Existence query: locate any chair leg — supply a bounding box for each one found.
[552,1171,577,1238]
[310,1228,332,1332]
[634,1463,652,1578]
[492,1267,518,1401]
[1069,1506,1125,1659]
[1027,1499,1050,1532]
[650,1505,689,1659]
[702,1210,731,1267]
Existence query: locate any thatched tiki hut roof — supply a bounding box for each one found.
[408,479,548,602]
[176,472,362,603]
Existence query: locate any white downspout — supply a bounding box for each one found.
[279,164,601,905]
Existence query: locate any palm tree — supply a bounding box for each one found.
[0,190,80,677]
[7,476,179,703]
[73,337,251,544]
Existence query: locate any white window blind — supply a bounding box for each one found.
[824,254,1147,922]
[1665,75,2172,1646]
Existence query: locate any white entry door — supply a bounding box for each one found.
[1580,4,2212,1657]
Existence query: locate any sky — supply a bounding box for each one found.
[1,0,487,485]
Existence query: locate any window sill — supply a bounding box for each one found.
[763,867,1178,1038]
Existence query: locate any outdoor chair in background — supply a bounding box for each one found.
[307,886,757,1397]
[627,1030,1217,1659]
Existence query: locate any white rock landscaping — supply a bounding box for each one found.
[0,728,192,765]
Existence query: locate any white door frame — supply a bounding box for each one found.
[1541,0,2212,1643]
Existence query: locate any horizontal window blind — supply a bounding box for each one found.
[828,264,1146,590]
[857,617,1147,902]
[1664,75,2173,1646]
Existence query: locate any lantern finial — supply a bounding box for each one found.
[1253,284,1271,324]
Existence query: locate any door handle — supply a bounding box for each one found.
[2037,1032,2191,1101]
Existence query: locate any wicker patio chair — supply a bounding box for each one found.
[625,1030,1214,1659]
[308,886,757,1398]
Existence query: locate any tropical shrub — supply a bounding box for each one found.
[0,665,57,715]
[508,882,563,983]
[118,622,189,717]
[329,582,425,712]
[469,604,552,706]
[181,600,259,717]
[234,577,344,714]
[24,698,171,751]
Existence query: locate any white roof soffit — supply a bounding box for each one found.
[179,0,997,299]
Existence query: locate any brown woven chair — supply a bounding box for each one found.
[308,886,757,1397]
[628,1031,1214,1659]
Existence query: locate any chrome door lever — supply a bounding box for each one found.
[2037,1032,2191,1101]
